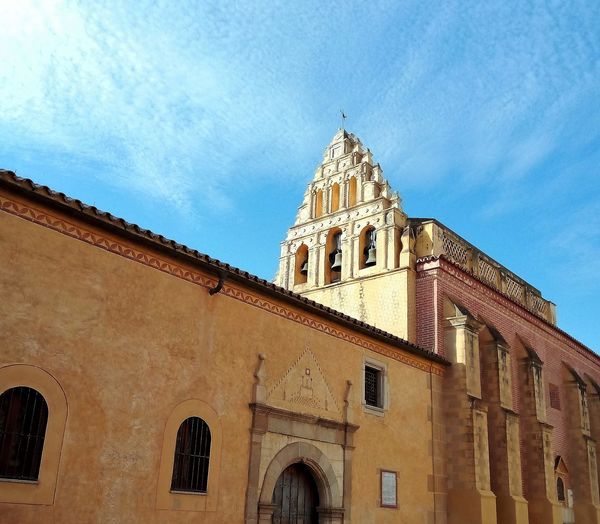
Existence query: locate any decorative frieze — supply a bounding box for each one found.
[415,220,556,324]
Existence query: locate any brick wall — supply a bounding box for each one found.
[417,257,600,505]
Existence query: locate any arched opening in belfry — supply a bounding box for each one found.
[325,228,342,284]
[294,244,309,285]
[331,183,340,212]
[271,462,319,524]
[348,176,357,207]
[314,190,324,218]
[359,226,377,269]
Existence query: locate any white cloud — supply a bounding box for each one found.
[0,0,598,221]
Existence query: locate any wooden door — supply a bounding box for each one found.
[272,463,319,524]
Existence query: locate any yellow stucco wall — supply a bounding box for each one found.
[301,269,415,343]
[0,193,439,523]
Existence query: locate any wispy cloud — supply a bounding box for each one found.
[0,0,599,344]
[0,1,327,212]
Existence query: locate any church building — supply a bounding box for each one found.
[1,129,599,523]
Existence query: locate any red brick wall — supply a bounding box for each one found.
[417,257,600,473]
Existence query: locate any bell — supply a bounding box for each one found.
[365,247,377,267]
[300,260,308,275]
[330,252,343,272]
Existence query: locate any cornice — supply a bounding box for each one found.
[418,255,599,366]
[0,176,447,374]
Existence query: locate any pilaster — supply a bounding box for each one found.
[565,372,600,524]
[444,313,496,524]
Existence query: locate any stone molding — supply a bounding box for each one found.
[249,403,359,445]
[245,403,355,524]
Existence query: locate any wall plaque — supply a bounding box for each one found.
[380,470,397,508]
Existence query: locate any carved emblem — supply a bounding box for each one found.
[267,347,341,418]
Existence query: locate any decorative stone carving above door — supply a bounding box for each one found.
[267,347,342,420]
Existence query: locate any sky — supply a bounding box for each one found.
[1,0,599,349]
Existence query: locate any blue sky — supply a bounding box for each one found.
[1,1,599,349]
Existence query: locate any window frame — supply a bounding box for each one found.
[363,358,388,415]
[156,399,222,512]
[0,364,67,506]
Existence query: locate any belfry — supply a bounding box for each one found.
[276,129,417,342]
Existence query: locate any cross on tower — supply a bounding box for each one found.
[340,110,347,130]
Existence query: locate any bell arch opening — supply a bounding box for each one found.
[359,225,376,269]
[325,228,342,284]
[294,244,309,286]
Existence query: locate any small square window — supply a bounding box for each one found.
[365,365,383,408]
[549,383,561,410]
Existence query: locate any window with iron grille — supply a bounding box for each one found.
[365,366,382,408]
[171,417,211,493]
[0,386,48,481]
[549,383,561,410]
[557,477,565,502]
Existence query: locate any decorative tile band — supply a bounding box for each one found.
[1,195,444,376]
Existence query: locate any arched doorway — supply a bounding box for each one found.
[272,462,319,523]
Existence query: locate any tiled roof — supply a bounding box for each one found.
[0,169,449,366]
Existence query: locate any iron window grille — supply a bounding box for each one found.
[171,416,211,493]
[557,477,565,502]
[365,366,383,408]
[0,386,49,481]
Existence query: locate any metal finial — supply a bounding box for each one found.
[340,109,347,130]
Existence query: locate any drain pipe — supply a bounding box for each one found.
[209,269,226,295]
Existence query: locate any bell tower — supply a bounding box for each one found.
[275,129,417,342]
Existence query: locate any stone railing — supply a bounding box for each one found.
[415,220,556,325]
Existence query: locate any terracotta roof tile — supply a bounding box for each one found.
[0,169,449,366]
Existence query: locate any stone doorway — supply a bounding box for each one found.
[255,441,345,524]
[272,462,319,524]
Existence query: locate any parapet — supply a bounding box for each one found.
[413,218,557,325]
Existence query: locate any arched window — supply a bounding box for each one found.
[348,177,357,207]
[557,477,565,502]
[294,244,309,285]
[331,183,340,212]
[314,190,324,218]
[171,417,211,493]
[0,386,48,481]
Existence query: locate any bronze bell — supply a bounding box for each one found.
[365,246,377,267]
[300,260,308,275]
[330,251,342,271]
